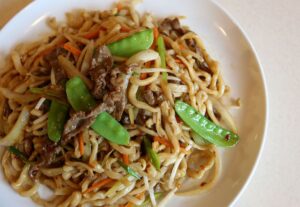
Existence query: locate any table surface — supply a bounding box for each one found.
[1,0,300,206]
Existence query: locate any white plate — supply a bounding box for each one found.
[0,0,268,206]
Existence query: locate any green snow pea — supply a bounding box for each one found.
[91,112,130,145]
[107,29,154,57]
[191,131,210,146]
[117,160,141,179]
[48,100,69,142]
[157,35,168,80]
[175,101,239,147]
[143,137,160,170]
[66,76,97,111]
[66,77,130,145]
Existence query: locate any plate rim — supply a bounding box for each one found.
[209,0,269,206]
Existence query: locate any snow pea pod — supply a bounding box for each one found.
[157,36,167,68]
[48,100,69,142]
[66,76,97,111]
[66,76,130,145]
[107,29,154,57]
[143,137,160,170]
[91,112,130,145]
[157,35,168,80]
[175,101,239,147]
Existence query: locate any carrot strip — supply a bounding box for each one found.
[175,59,183,64]
[78,132,84,156]
[83,27,103,39]
[117,2,123,11]
[83,30,99,39]
[140,73,148,80]
[125,203,133,207]
[124,192,144,207]
[84,178,114,193]
[120,25,131,33]
[153,27,159,42]
[144,61,151,68]
[179,43,186,50]
[63,42,81,57]
[123,154,130,165]
[151,27,159,49]
[154,136,172,147]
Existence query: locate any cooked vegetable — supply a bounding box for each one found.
[153,27,159,42]
[191,131,210,146]
[157,36,166,68]
[0,106,30,146]
[157,35,168,80]
[175,101,239,147]
[135,192,164,207]
[8,146,29,163]
[108,29,154,57]
[66,76,97,111]
[143,137,160,170]
[82,26,102,39]
[78,132,85,156]
[63,42,81,56]
[66,76,130,145]
[58,55,93,89]
[30,87,67,105]
[91,112,130,145]
[123,154,130,165]
[84,178,114,193]
[48,100,69,142]
[118,160,141,179]
[153,136,172,148]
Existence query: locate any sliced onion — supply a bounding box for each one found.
[0,106,30,146]
[126,49,159,65]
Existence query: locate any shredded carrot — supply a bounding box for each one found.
[145,61,152,68]
[180,142,187,148]
[63,42,81,57]
[78,132,84,156]
[140,73,148,80]
[84,178,114,193]
[125,203,132,207]
[151,43,156,50]
[83,27,103,39]
[179,43,186,50]
[89,162,96,168]
[154,136,172,147]
[120,25,131,33]
[136,192,145,199]
[175,58,183,64]
[124,192,144,207]
[123,154,130,165]
[153,27,159,42]
[175,115,182,123]
[150,27,159,49]
[117,2,123,11]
